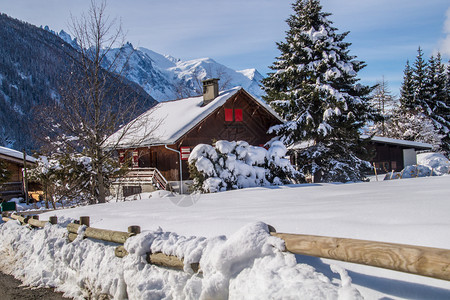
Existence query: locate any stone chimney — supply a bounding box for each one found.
[202,78,219,105]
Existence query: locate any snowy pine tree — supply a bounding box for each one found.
[424,54,450,153]
[412,47,428,108]
[399,60,415,110]
[395,49,449,152]
[262,0,374,182]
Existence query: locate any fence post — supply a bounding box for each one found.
[128,226,141,235]
[49,216,58,225]
[373,163,378,181]
[80,216,90,227]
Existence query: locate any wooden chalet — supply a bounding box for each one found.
[365,135,433,173]
[0,146,36,201]
[107,79,282,195]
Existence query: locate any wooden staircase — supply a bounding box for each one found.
[115,168,168,191]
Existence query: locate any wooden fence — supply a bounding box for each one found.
[2,214,449,281]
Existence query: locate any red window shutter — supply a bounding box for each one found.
[235,109,243,122]
[132,151,139,168]
[119,150,125,164]
[225,108,233,121]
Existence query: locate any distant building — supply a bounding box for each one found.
[0,146,36,201]
[364,135,433,173]
[107,79,282,195]
[288,135,434,178]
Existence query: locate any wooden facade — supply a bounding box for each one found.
[366,138,433,174]
[119,88,281,183]
[0,148,36,201]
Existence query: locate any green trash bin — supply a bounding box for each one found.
[1,202,17,212]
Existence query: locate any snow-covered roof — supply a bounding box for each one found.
[289,135,434,151]
[0,146,37,163]
[362,135,433,150]
[107,87,281,148]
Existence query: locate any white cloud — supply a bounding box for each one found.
[437,8,450,56]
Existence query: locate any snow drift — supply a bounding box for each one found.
[0,220,361,299]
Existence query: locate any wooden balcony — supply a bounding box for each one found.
[0,182,24,201]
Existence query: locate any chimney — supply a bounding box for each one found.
[202,78,219,105]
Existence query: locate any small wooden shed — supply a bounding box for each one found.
[365,136,433,173]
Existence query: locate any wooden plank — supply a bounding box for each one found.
[67,223,81,234]
[115,245,128,258]
[2,217,13,222]
[68,233,78,242]
[67,223,131,244]
[146,252,200,273]
[85,227,131,244]
[271,232,450,281]
[10,214,26,224]
[27,218,47,228]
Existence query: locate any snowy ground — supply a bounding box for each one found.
[1,175,450,299]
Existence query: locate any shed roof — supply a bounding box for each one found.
[289,135,434,151]
[362,135,433,150]
[107,87,281,148]
[0,146,36,164]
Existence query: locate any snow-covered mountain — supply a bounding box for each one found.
[102,43,265,102]
[0,15,156,151]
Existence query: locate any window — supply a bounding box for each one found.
[224,108,243,122]
[235,109,243,122]
[225,108,233,121]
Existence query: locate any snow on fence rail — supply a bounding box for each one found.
[2,213,450,281]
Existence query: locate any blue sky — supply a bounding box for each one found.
[1,0,449,95]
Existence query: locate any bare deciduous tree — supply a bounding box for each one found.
[37,0,158,204]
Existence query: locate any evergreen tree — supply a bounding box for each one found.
[446,60,450,102]
[428,54,450,154]
[412,47,428,108]
[396,51,449,153]
[262,0,374,182]
[399,60,415,109]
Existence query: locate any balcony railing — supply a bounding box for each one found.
[114,167,168,190]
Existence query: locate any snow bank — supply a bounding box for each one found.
[417,152,450,175]
[0,220,361,299]
[384,152,450,180]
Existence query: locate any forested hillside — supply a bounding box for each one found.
[0,13,156,151]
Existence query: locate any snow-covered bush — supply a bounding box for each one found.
[188,141,302,193]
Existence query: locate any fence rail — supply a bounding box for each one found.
[271,232,450,282]
[2,214,450,281]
